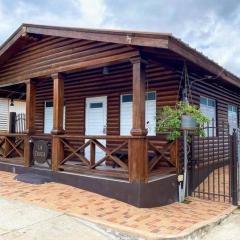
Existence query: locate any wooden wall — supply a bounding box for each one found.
[190,79,240,126]
[35,62,180,136]
[0,36,136,84]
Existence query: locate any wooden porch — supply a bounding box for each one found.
[0,57,180,180]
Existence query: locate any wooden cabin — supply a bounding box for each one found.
[0,24,239,207]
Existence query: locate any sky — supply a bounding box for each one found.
[0,0,239,75]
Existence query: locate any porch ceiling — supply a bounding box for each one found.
[0,83,26,99]
[0,23,239,88]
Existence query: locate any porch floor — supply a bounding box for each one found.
[0,171,234,239]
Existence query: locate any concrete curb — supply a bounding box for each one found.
[68,205,236,240]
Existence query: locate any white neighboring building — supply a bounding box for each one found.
[0,98,26,132]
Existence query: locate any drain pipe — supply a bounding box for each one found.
[183,129,188,199]
[178,129,188,202]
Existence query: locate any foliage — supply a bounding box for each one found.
[156,101,210,141]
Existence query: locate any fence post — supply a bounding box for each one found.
[231,130,238,206]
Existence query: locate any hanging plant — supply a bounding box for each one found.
[156,101,210,141]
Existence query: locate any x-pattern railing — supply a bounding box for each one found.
[148,139,177,172]
[0,134,25,159]
[58,136,129,171]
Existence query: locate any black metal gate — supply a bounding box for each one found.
[188,122,239,204]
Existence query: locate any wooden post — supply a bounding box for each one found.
[24,80,36,167]
[52,136,64,171]
[129,57,148,182]
[130,57,147,136]
[51,73,64,135]
[90,141,96,166]
[25,80,36,134]
[51,73,65,171]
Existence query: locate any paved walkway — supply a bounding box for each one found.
[0,171,235,239]
[0,198,115,240]
[202,209,240,240]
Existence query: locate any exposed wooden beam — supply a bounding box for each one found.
[26,25,169,48]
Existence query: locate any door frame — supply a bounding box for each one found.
[85,96,107,136]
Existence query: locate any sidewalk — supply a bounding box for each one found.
[0,198,116,240]
[202,209,240,240]
[0,171,235,239]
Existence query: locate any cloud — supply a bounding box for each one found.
[0,0,240,76]
[0,0,109,40]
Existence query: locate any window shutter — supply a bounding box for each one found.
[0,98,9,131]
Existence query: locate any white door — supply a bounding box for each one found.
[44,101,53,134]
[85,96,107,161]
[120,92,156,136]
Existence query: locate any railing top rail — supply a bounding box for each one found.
[29,134,172,141]
[0,132,26,137]
[56,134,146,140]
[30,134,52,140]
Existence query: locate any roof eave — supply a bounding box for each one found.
[0,24,239,88]
[168,36,240,88]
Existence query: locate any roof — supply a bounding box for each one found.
[0,23,240,87]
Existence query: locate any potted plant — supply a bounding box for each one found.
[156,101,210,141]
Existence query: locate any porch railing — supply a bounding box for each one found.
[0,132,26,165]
[54,134,179,180]
[56,135,130,179]
[147,136,179,175]
[0,132,180,180]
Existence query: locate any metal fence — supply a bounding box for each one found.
[15,113,26,133]
[188,122,238,204]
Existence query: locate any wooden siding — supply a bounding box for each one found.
[35,62,180,136]
[190,79,240,126]
[0,36,137,84]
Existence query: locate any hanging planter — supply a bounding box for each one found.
[181,115,197,130]
[156,101,210,141]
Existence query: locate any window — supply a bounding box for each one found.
[228,105,238,134]
[0,98,9,131]
[200,96,216,136]
[122,94,132,103]
[44,101,66,134]
[90,102,103,108]
[120,92,156,136]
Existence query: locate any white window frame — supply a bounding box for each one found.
[200,96,217,137]
[228,104,238,134]
[120,91,156,136]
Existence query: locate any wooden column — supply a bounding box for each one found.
[25,80,36,134]
[51,73,64,135]
[51,73,64,171]
[130,57,147,136]
[24,80,36,167]
[129,57,148,182]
